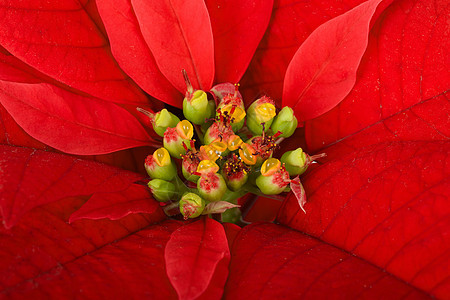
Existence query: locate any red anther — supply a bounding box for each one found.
[230,105,236,115]
[273,131,283,138]
[234,83,240,97]
[182,141,189,151]
[190,139,196,149]
[182,69,193,96]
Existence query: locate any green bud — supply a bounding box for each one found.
[280,148,308,176]
[182,158,200,183]
[148,179,176,202]
[270,107,298,138]
[179,192,205,219]
[246,96,276,135]
[197,172,227,202]
[144,148,177,181]
[256,174,287,195]
[152,109,180,137]
[256,159,290,195]
[163,121,193,158]
[183,90,209,125]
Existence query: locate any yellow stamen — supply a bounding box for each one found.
[196,160,220,174]
[255,103,276,122]
[153,147,171,167]
[228,135,243,151]
[221,104,246,123]
[239,143,257,165]
[176,120,194,140]
[261,158,281,176]
[200,145,220,161]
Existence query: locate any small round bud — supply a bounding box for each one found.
[179,192,205,219]
[163,120,194,158]
[256,159,290,195]
[148,179,176,202]
[222,155,250,191]
[280,148,308,176]
[203,121,234,145]
[144,148,177,181]
[270,107,298,138]
[183,90,209,124]
[246,96,276,135]
[197,172,227,202]
[239,143,257,165]
[152,109,180,137]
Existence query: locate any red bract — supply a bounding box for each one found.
[0,0,448,299]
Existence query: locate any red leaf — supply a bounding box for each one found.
[277,140,450,298]
[0,44,156,155]
[69,184,158,222]
[0,1,148,105]
[0,197,176,298]
[305,0,450,151]
[131,0,214,93]
[0,102,49,150]
[205,0,273,84]
[222,222,241,251]
[165,218,230,299]
[225,223,430,298]
[282,0,387,121]
[0,81,153,155]
[0,146,152,229]
[240,0,367,104]
[96,0,182,107]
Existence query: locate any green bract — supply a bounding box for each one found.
[148,179,176,202]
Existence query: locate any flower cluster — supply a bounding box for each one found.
[141,72,324,222]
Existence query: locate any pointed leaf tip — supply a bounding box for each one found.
[165,218,230,299]
[283,0,387,121]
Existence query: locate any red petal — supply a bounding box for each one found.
[0,146,149,229]
[165,218,230,299]
[1,197,176,298]
[205,0,273,84]
[131,0,214,92]
[240,0,367,104]
[282,0,387,121]
[69,184,158,222]
[0,2,147,105]
[226,223,430,298]
[222,222,241,251]
[278,140,449,298]
[305,0,449,151]
[0,81,152,155]
[96,0,182,107]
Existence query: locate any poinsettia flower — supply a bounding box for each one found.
[0,0,449,299]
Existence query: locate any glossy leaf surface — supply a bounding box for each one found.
[0,197,174,299]
[278,139,449,298]
[69,184,158,222]
[96,0,182,106]
[131,0,214,92]
[240,0,366,104]
[205,0,273,84]
[305,0,449,151]
[0,146,147,228]
[225,223,430,299]
[282,0,385,121]
[165,218,230,299]
[0,0,147,105]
